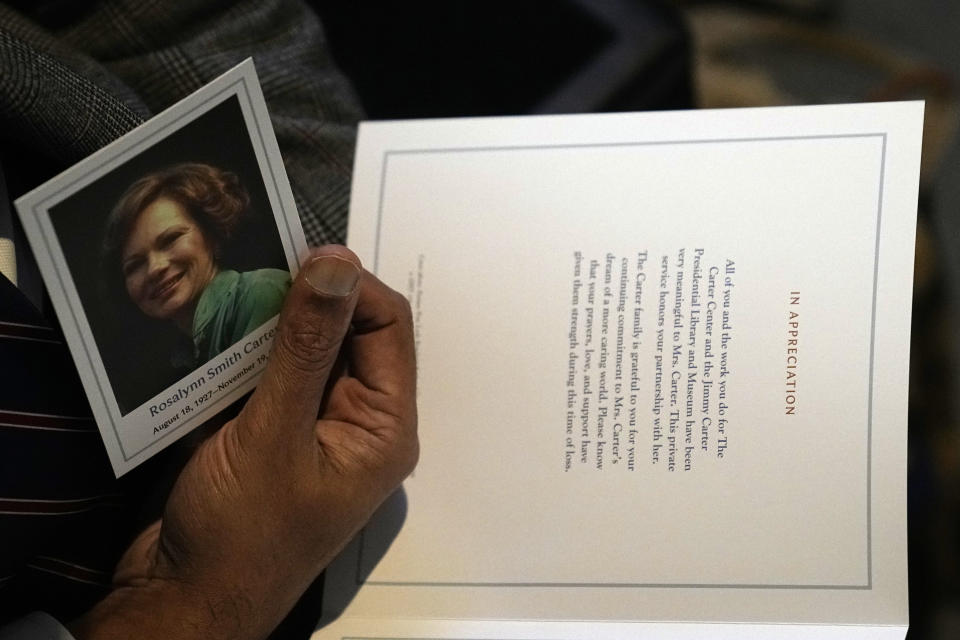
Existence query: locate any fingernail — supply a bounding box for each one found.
[304,256,360,296]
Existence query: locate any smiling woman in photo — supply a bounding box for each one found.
[102,163,291,369]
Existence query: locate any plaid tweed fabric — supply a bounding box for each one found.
[0,0,362,632]
[0,0,363,246]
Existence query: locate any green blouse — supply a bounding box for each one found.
[190,268,291,365]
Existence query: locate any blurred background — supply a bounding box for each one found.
[314,1,960,637]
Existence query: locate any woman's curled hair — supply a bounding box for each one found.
[101,163,249,301]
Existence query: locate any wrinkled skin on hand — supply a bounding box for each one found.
[72,245,418,640]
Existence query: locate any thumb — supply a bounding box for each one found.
[242,246,361,440]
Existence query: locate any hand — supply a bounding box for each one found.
[71,245,418,640]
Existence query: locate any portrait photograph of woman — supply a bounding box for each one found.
[104,163,290,369]
[48,97,293,415]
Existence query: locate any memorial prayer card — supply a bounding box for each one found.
[317,102,923,638]
[15,60,308,476]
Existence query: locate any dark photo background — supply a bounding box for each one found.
[48,96,288,415]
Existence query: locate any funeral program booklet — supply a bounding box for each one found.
[317,102,922,639]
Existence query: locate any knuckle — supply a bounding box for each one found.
[376,416,419,479]
[393,291,414,324]
[194,426,245,501]
[397,435,419,478]
[275,324,339,373]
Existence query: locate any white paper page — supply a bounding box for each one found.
[326,102,920,633]
[315,616,908,640]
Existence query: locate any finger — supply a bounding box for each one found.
[347,269,417,424]
[243,245,362,438]
[112,519,161,586]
